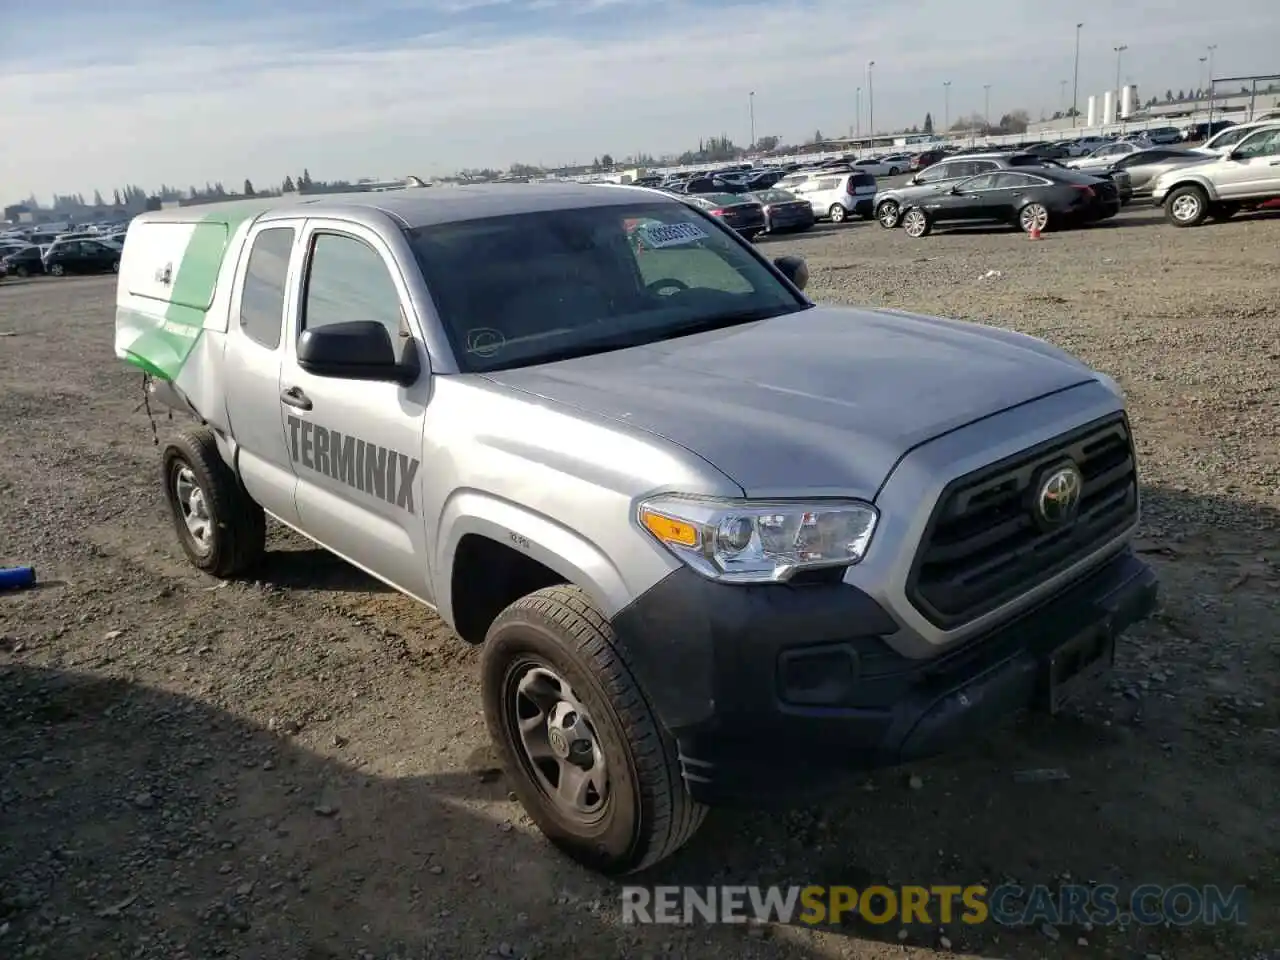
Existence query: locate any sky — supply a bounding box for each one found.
[2,0,1279,203]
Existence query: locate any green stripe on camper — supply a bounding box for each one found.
[118,200,277,381]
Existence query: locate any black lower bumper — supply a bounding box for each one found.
[611,549,1157,806]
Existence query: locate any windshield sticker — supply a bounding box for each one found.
[635,221,708,249]
[466,327,506,357]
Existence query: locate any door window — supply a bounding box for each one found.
[240,227,295,349]
[916,163,953,183]
[958,174,999,191]
[1233,128,1280,159]
[302,233,405,344]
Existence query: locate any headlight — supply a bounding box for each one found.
[637,495,878,583]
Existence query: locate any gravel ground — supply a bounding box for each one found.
[2,203,1278,960]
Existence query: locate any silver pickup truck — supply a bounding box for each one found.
[114,183,1158,874]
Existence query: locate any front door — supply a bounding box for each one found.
[1215,128,1280,199]
[281,219,434,601]
[222,222,303,526]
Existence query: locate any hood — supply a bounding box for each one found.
[483,306,1096,498]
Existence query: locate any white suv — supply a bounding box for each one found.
[1152,123,1280,226]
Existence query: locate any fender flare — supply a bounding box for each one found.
[1162,175,1221,202]
[435,490,631,627]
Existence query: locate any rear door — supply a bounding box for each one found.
[222,221,304,526]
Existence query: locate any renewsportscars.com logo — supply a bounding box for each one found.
[620,884,1249,928]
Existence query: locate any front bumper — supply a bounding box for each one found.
[611,548,1157,806]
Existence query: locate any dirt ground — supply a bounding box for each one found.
[2,203,1278,960]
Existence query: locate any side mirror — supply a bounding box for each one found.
[949,185,963,194]
[773,255,808,291]
[1227,150,1244,161]
[297,320,420,385]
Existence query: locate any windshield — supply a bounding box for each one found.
[748,189,798,203]
[406,202,808,373]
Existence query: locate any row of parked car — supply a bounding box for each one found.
[0,225,127,279]
[640,114,1280,241]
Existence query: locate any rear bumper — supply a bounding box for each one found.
[611,548,1157,806]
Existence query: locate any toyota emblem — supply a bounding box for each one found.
[1034,462,1083,527]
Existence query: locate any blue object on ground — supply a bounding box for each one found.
[0,566,37,589]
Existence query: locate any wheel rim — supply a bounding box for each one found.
[830,205,845,222]
[1021,204,1049,232]
[173,465,213,553]
[112,261,119,273]
[50,264,63,276]
[509,662,609,821]
[903,210,926,237]
[878,202,899,227]
[1171,194,1201,222]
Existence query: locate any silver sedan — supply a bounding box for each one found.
[1102,149,1213,197]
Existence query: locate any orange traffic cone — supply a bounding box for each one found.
[1028,222,1042,240]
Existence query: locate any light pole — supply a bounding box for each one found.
[943,80,951,136]
[984,84,991,134]
[1113,44,1127,122]
[1072,22,1083,128]
[1206,45,1217,128]
[749,91,755,150]
[1060,79,1067,114]
[1199,56,1207,118]
[867,61,875,144]
[856,86,862,137]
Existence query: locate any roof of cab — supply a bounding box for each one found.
[135,183,672,231]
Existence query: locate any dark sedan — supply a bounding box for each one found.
[899,167,1120,237]
[0,245,48,278]
[679,192,767,239]
[42,238,121,276]
[746,188,815,234]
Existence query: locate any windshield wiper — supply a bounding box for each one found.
[489,303,812,369]
[645,303,812,342]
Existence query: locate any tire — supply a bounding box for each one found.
[481,585,707,875]
[14,266,29,278]
[1208,202,1241,221]
[49,263,64,277]
[1165,185,1209,227]
[876,200,900,229]
[161,427,266,577]
[111,261,120,273]
[888,166,900,176]
[901,207,932,238]
[828,204,848,223]
[1019,202,1050,234]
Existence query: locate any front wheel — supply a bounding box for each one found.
[161,427,266,577]
[48,263,65,277]
[901,207,932,238]
[888,166,900,176]
[828,204,848,223]
[1166,185,1209,227]
[876,200,901,229]
[481,585,706,875]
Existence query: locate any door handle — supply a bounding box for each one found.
[280,386,313,411]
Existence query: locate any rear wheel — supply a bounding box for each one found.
[888,166,901,176]
[901,207,932,238]
[828,204,848,223]
[161,427,266,577]
[1208,202,1241,221]
[48,263,65,277]
[1019,203,1050,233]
[876,200,901,229]
[1166,185,1209,227]
[481,585,706,874]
